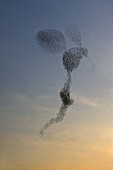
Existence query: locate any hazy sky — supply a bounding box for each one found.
[1,0,113,169]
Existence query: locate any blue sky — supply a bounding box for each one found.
[1,0,113,95]
[1,0,113,169]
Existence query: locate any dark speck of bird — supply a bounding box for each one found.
[35,25,88,137]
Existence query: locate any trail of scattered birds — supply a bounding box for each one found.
[35,25,88,137]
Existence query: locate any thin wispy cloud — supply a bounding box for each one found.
[78,95,98,107]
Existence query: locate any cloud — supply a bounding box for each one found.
[0,88,58,135]
[0,88,56,113]
[78,95,98,107]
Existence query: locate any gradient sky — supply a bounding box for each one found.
[1,0,113,169]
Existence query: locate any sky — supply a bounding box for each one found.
[1,0,113,169]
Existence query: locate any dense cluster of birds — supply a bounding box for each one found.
[36,29,66,53]
[35,25,88,136]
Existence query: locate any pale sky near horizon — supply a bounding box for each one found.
[1,0,113,169]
